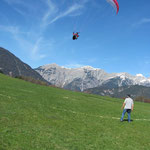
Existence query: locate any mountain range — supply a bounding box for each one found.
[35,64,150,90]
[1,47,150,99]
[35,64,150,99]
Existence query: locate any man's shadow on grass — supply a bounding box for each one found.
[122,119,133,122]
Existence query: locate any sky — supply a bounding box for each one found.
[0,0,150,77]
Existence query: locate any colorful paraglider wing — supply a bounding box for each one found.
[106,0,119,14]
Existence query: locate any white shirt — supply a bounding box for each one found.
[124,97,134,109]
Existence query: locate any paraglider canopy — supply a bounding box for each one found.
[106,0,119,14]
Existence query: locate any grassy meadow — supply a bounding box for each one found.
[0,73,150,150]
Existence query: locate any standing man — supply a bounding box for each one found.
[120,94,134,122]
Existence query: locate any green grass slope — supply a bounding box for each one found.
[0,73,150,150]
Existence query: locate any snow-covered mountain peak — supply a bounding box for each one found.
[136,74,144,77]
[80,66,100,70]
[118,74,126,80]
[116,72,131,80]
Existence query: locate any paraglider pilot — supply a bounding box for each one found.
[73,32,80,40]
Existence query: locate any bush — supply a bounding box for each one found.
[15,76,49,86]
[0,70,3,74]
[135,96,150,103]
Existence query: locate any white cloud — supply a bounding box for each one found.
[42,0,58,23]
[48,4,83,25]
[2,0,37,16]
[13,7,26,16]
[39,0,88,32]
[0,25,49,61]
[31,37,43,60]
[30,37,56,61]
[132,18,150,27]
[0,25,19,35]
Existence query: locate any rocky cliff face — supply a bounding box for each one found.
[35,64,112,91]
[35,64,150,91]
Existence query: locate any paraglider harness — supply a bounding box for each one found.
[73,32,80,40]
